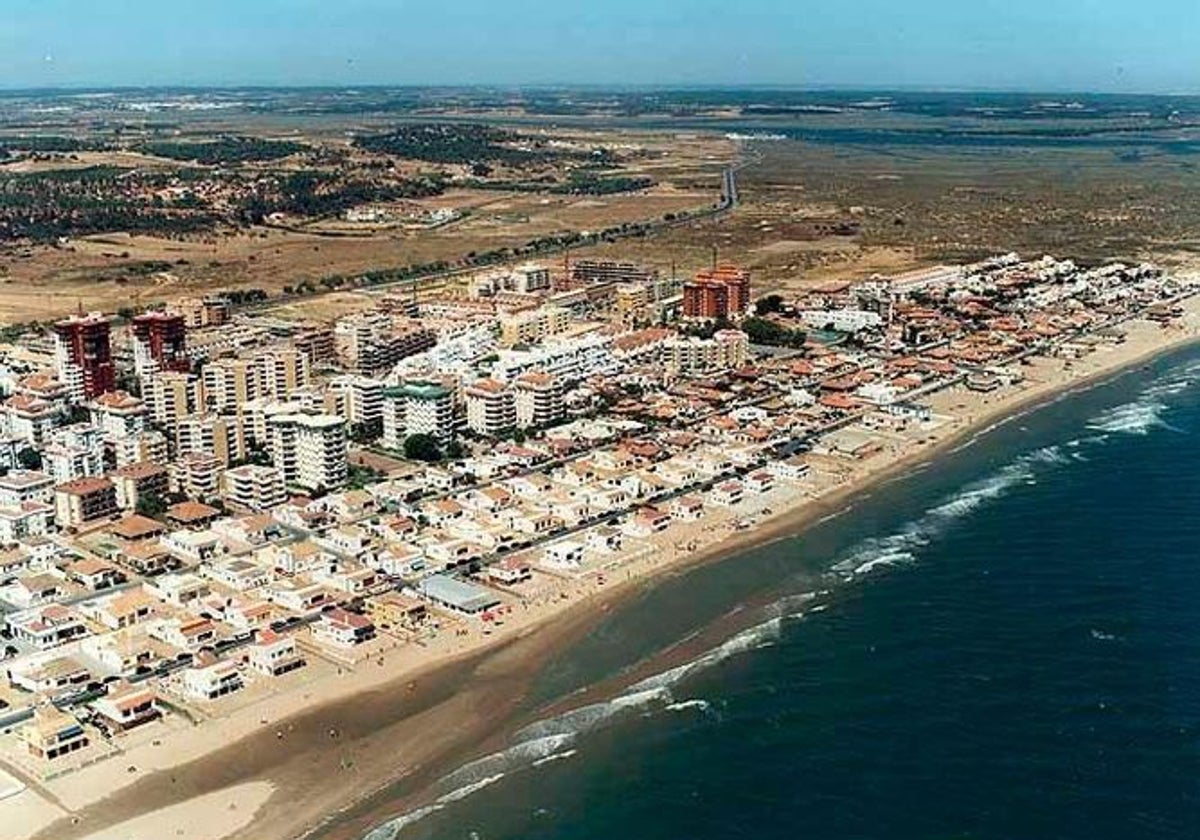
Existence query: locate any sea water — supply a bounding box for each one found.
[351,344,1200,840]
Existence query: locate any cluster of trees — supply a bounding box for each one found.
[141,137,308,165]
[354,123,569,167]
[681,316,806,349]
[0,165,220,243]
[402,433,465,463]
[554,171,653,195]
[755,294,786,314]
[0,135,105,155]
[240,171,447,223]
[223,288,269,305]
[740,316,808,348]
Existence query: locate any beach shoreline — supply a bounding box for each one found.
[17,300,1200,840]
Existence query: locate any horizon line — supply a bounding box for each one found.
[0,82,1198,99]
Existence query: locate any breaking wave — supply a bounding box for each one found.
[1087,400,1174,435]
[363,616,783,838]
[833,356,1200,582]
[832,444,1072,578]
[363,356,1200,840]
[1086,358,1200,436]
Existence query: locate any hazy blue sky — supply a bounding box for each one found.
[1,0,1198,92]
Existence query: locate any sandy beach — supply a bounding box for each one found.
[12,297,1200,840]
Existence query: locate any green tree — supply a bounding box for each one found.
[16,448,41,471]
[403,433,443,463]
[755,294,785,314]
[136,489,167,518]
[350,420,383,443]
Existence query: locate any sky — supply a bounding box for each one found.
[1,0,1198,93]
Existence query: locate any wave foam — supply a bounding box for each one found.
[832,445,1067,578]
[1087,400,1173,435]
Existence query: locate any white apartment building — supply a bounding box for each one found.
[513,372,564,429]
[464,378,516,437]
[44,427,106,484]
[327,375,384,427]
[0,470,55,508]
[172,452,223,500]
[269,413,347,492]
[176,413,246,465]
[382,381,457,448]
[201,350,310,412]
[491,334,618,384]
[111,429,170,468]
[223,464,288,512]
[499,305,571,347]
[390,323,496,380]
[797,309,884,334]
[664,330,750,375]
[145,370,203,430]
[89,391,147,439]
[3,394,60,445]
[202,357,256,412]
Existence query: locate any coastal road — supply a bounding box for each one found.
[232,156,747,319]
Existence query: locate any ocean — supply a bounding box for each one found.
[351,344,1200,840]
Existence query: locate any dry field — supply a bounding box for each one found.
[0,130,733,323]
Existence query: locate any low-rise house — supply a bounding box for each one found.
[318,524,373,557]
[219,596,277,631]
[261,540,327,575]
[311,562,378,595]
[91,680,160,731]
[79,588,158,630]
[119,540,178,577]
[161,528,224,564]
[422,537,483,571]
[671,495,705,521]
[109,514,167,543]
[745,471,774,494]
[372,543,426,577]
[265,578,333,614]
[209,513,283,547]
[7,604,89,649]
[8,655,91,695]
[510,510,558,536]
[487,556,533,585]
[312,608,376,648]
[710,480,745,507]
[151,616,218,651]
[586,526,623,554]
[65,557,126,591]
[165,500,222,530]
[81,629,158,676]
[21,705,88,760]
[623,507,673,537]
[246,629,305,677]
[767,455,811,482]
[204,557,272,592]
[542,540,584,569]
[183,652,243,701]
[365,592,429,631]
[7,571,66,607]
[150,572,211,609]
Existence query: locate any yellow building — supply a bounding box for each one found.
[499,306,571,347]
